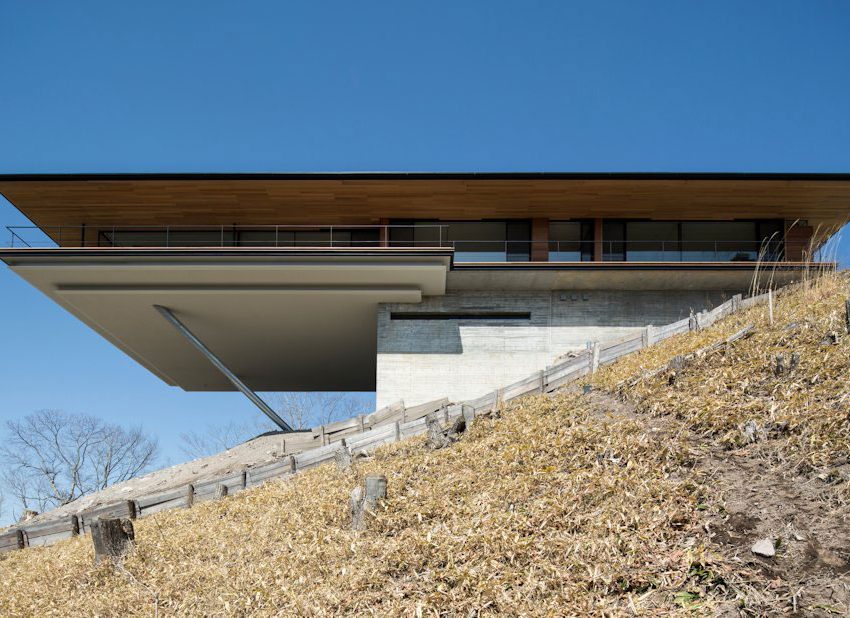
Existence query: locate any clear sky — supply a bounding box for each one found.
[1,1,849,488]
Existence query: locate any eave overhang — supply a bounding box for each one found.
[1,249,451,392]
[1,172,849,236]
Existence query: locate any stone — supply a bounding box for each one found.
[751,538,776,558]
[742,420,759,443]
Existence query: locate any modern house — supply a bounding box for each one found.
[1,173,846,423]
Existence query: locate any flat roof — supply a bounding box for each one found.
[2,173,850,236]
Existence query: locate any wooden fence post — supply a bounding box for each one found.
[590,342,600,374]
[126,500,137,520]
[215,484,228,500]
[689,311,697,331]
[462,404,475,426]
[288,455,297,474]
[394,421,401,442]
[15,529,26,550]
[358,414,366,432]
[642,326,652,348]
[70,514,80,537]
[186,484,195,508]
[538,369,545,393]
[320,425,327,446]
[240,469,248,489]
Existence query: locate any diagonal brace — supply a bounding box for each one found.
[153,305,293,432]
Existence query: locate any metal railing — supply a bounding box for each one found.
[3,224,799,262]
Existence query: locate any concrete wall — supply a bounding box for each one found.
[376,289,731,407]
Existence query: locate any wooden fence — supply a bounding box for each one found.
[0,290,771,553]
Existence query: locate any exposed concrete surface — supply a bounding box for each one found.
[376,289,732,407]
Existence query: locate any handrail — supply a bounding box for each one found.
[3,224,800,263]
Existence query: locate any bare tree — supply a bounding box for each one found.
[179,417,276,460]
[0,410,158,513]
[273,392,369,429]
[179,393,371,459]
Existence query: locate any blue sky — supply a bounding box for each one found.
[1,1,849,495]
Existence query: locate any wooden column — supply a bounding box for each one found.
[593,218,603,261]
[531,218,548,262]
[784,222,813,261]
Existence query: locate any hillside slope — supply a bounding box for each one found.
[1,273,849,616]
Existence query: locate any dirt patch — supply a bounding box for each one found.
[587,388,850,615]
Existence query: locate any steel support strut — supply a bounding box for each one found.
[153,305,293,432]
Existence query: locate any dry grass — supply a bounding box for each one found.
[0,399,726,616]
[595,271,850,474]
[3,272,849,616]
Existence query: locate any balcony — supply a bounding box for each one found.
[4,224,805,263]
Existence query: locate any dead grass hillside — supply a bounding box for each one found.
[1,272,849,616]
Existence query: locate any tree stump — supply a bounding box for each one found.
[91,517,135,564]
[426,416,451,449]
[350,473,388,531]
[334,444,352,471]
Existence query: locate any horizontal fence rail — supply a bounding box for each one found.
[0,289,774,553]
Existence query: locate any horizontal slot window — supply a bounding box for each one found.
[390,312,531,321]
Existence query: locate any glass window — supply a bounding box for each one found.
[391,221,530,262]
[602,221,625,261]
[446,222,509,262]
[549,221,593,261]
[626,222,679,261]
[681,222,756,261]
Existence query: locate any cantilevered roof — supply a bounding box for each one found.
[1,172,850,232]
